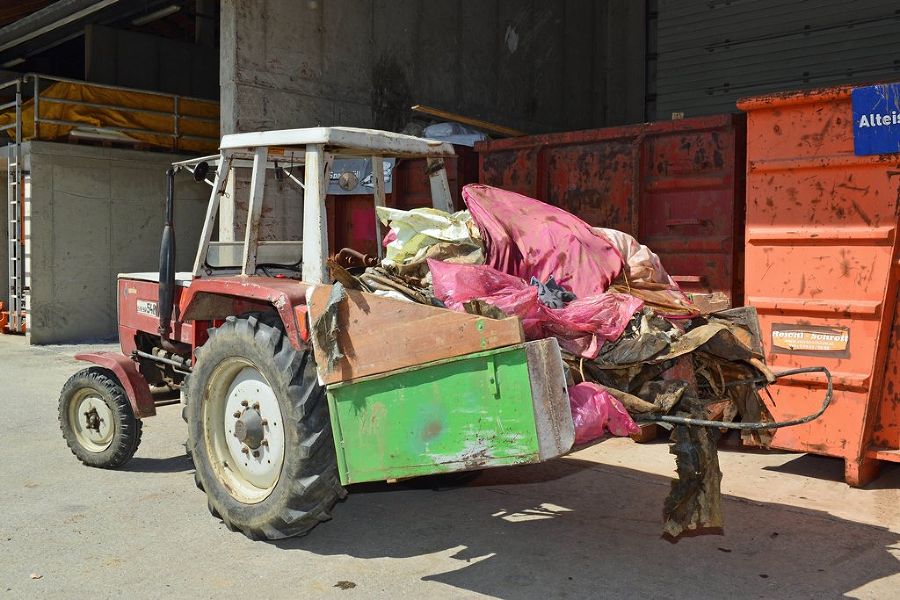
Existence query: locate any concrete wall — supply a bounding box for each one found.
[26,142,208,344]
[220,0,646,136]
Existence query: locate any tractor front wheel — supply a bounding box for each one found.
[58,367,142,468]
[184,313,345,539]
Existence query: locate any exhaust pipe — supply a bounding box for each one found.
[158,167,176,346]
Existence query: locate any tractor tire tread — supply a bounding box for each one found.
[58,367,142,469]
[186,312,344,540]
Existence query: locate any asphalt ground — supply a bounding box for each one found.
[1,335,897,599]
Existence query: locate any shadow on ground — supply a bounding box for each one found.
[120,454,193,474]
[763,453,900,490]
[271,458,899,599]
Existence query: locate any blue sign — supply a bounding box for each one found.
[852,83,900,156]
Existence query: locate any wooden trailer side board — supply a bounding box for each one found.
[307,285,525,385]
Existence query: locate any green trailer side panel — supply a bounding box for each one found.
[327,345,544,485]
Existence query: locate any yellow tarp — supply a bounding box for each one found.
[0,81,219,153]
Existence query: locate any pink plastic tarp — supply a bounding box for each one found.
[462,184,625,298]
[569,382,640,444]
[429,259,642,359]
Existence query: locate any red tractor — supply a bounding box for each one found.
[58,128,465,539]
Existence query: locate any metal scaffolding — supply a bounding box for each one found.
[0,73,220,333]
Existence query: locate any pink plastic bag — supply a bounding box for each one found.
[429,259,642,359]
[462,184,625,298]
[569,382,640,445]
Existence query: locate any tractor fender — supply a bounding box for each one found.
[180,277,312,351]
[74,352,156,418]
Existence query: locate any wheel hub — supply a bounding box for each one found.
[69,392,115,452]
[205,363,286,504]
[84,408,102,432]
[234,407,265,449]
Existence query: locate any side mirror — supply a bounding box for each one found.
[192,161,209,182]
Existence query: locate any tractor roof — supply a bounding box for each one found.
[217,126,457,159]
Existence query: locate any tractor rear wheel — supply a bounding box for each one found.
[184,313,345,539]
[58,367,142,468]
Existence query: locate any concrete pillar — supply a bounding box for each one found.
[218,0,632,136]
[216,0,646,240]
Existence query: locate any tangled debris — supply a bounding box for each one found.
[326,184,778,537]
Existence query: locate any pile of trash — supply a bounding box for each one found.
[330,183,775,537]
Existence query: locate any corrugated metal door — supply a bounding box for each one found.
[653,0,900,120]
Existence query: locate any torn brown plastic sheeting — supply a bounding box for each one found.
[311,282,348,372]
[664,421,724,537]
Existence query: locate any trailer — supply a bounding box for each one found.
[57,127,831,540]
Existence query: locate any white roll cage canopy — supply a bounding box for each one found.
[173,127,457,284]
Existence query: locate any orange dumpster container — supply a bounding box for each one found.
[739,84,900,486]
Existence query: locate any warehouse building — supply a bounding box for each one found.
[1,0,899,342]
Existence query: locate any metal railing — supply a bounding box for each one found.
[1,74,221,333]
[4,78,24,332]
[0,73,220,152]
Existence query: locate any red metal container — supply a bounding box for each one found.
[477,115,746,305]
[739,86,900,485]
[327,148,477,257]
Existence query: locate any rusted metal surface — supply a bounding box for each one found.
[872,284,900,461]
[738,84,900,485]
[476,115,746,304]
